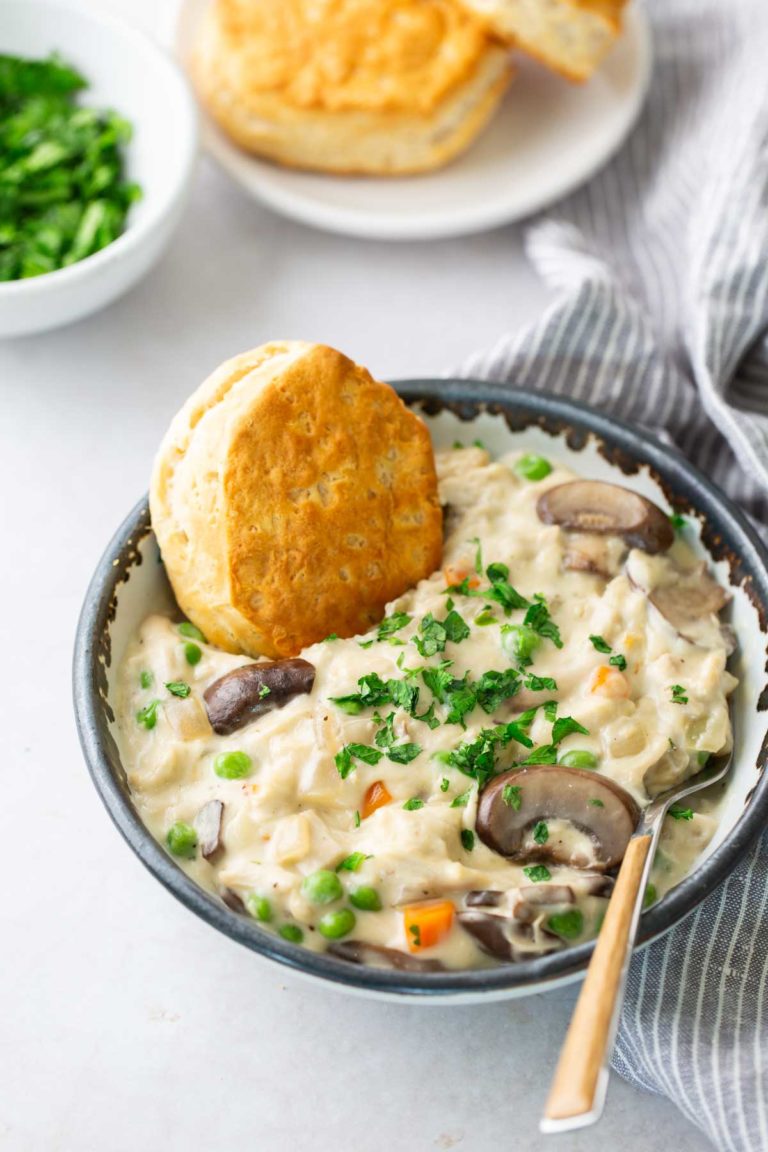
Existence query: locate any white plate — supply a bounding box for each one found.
[176,1,651,241]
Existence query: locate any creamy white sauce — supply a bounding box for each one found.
[115,448,735,969]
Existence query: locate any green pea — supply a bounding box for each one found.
[246,894,273,922]
[279,923,304,943]
[501,623,541,664]
[214,751,252,779]
[166,821,197,859]
[349,886,382,912]
[696,751,710,768]
[178,621,207,643]
[643,883,657,909]
[184,642,202,666]
[318,908,356,940]
[139,670,153,689]
[558,749,598,770]
[302,869,343,905]
[514,454,552,482]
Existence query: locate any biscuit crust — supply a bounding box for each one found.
[151,342,443,659]
[191,0,511,174]
[455,0,626,81]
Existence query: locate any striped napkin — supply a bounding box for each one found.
[458,2,768,1148]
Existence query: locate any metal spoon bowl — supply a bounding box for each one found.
[541,744,734,1133]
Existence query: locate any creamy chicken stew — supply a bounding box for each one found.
[116,447,736,971]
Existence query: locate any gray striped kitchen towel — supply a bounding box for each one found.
[458,2,768,1149]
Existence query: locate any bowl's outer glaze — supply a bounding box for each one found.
[73,383,768,1002]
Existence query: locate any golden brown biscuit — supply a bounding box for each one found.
[191,0,511,175]
[455,0,626,81]
[150,342,443,659]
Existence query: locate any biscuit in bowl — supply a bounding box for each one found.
[191,0,511,175]
[455,0,626,81]
[150,342,443,658]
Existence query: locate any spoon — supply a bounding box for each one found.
[540,747,733,1134]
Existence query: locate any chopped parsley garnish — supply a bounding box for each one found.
[334,743,383,779]
[409,923,421,946]
[331,672,417,716]
[590,635,627,671]
[440,777,450,792]
[669,805,694,821]
[136,700,161,730]
[445,561,529,616]
[258,684,271,699]
[523,595,563,649]
[474,607,497,626]
[523,864,551,882]
[524,673,558,692]
[589,798,605,808]
[460,829,475,852]
[671,684,689,705]
[336,852,370,872]
[358,640,374,649]
[517,745,558,766]
[473,669,522,713]
[471,537,483,575]
[373,713,422,763]
[450,788,473,808]
[403,798,424,811]
[502,784,522,810]
[354,810,361,828]
[443,610,471,644]
[546,909,584,939]
[377,611,412,641]
[139,670,153,689]
[669,513,687,533]
[551,716,589,744]
[413,613,448,658]
[532,821,549,845]
[414,701,440,729]
[165,681,190,698]
[543,700,558,722]
[323,633,339,642]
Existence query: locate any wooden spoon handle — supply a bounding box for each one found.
[541,833,653,1130]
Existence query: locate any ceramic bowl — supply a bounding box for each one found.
[73,383,768,1002]
[0,0,198,338]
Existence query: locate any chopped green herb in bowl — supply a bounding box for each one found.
[0,53,141,282]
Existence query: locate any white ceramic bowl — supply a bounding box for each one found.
[0,0,198,338]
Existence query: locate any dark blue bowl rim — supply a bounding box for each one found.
[73,380,768,998]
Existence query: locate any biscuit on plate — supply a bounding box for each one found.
[191,0,511,175]
[150,342,443,659]
[455,0,626,81]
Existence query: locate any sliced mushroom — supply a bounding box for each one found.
[327,940,445,973]
[204,658,316,735]
[194,800,224,860]
[648,563,729,630]
[220,887,246,914]
[466,890,504,908]
[537,481,674,554]
[562,532,627,578]
[476,765,641,870]
[458,910,561,962]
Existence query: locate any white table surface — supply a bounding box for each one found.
[1,2,713,1149]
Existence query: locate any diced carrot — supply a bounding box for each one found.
[443,565,480,590]
[362,780,392,820]
[403,900,455,953]
[591,666,630,698]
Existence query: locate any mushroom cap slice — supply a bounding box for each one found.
[194,799,224,860]
[476,765,641,870]
[204,658,316,735]
[648,563,729,630]
[327,940,445,973]
[458,910,561,962]
[537,481,674,554]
